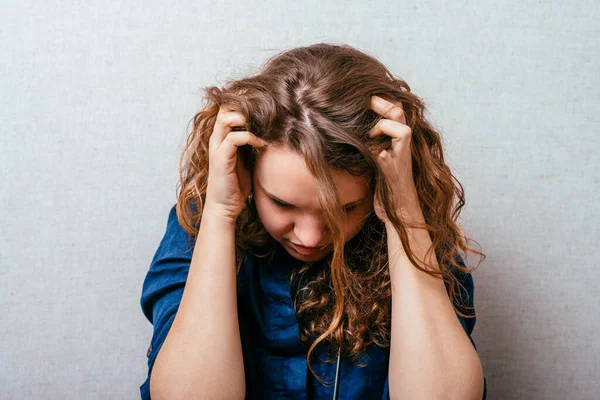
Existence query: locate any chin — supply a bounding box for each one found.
[284,241,332,263]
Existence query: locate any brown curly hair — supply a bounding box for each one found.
[175,43,485,383]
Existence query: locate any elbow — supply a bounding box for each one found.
[149,348,246,400]
[150,384,246,400]
[463,359,485,400]
[389,359,485,400]
[453,352,485,400]
[449,357,485,400]
[149,369,246,400]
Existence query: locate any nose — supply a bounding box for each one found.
[293,215,330,248]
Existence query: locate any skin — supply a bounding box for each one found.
[149,104,265,399]
[253,96,484,399]
[252,145,374,263]
[151,96,483,400]
[248,96,419,264]
[366,96,485,399]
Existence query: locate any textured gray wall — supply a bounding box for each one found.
[1,1,598,399]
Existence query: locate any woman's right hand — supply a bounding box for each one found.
[204,105,268,222]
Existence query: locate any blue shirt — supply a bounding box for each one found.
[140,205,487,399]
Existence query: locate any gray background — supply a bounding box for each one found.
[1,1,598,399]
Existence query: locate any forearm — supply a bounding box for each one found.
[150,204,245,400]
[387,210,483,400]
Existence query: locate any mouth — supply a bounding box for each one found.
[289,242,326,255]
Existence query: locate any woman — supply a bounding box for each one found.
[140,43,487,399]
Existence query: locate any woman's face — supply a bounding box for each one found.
[252,145,374,263]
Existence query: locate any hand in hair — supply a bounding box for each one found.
[368,95,421,223]
[205,106,269,222]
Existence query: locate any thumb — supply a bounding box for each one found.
[236,153,252,198]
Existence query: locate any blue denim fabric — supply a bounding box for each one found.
[140,205,487,399]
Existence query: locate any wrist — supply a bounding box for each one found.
[202,202,239,228]
[384,207,426,230]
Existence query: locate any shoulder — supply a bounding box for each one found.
[155,204,197,259]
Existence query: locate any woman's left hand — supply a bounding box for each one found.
[368,95,422,224]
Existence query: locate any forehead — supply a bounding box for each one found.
[254,145,369,204]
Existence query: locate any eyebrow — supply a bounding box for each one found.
[258,181,369,208]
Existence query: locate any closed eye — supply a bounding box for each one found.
[270,198,294,209]
[342,204,358,214]
[271,197,359,214]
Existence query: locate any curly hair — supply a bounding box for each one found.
[174,43,485,383]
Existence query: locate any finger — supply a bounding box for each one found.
[369,118,412,140]
[236,152,253,197]
[378,149,389,159]
[210,107,248,148]
[220,131,268,159]
[369,95,406,124]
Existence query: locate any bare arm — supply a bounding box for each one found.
[147,104,266,399]
[365,95,484,399]
[387,209,484,400]
[149,204,245,400]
